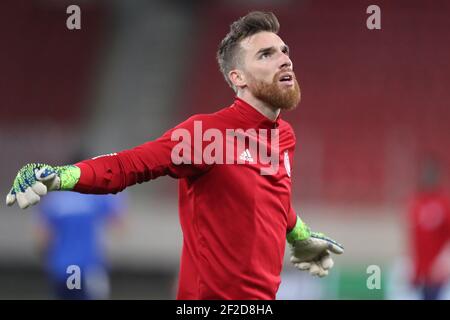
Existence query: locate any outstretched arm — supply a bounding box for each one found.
[6,115,210,209]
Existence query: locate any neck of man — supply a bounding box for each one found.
[237,90,280,121]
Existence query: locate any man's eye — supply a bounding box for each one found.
[261,52,271,59]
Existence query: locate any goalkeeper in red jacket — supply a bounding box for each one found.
[6,11,343,300]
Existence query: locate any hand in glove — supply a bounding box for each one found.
[287,217,344,277]
[6,163,80,209]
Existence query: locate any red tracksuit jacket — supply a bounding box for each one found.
[408,191,450,285]
[74,97,298,299]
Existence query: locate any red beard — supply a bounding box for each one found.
[247,71,301,111]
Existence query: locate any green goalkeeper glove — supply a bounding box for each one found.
[6,163,80,209]
[287,217,344,277]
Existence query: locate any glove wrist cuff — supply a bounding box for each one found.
[286,216,311,244]
[56,165,81,191]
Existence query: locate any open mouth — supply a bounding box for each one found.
[278,73,294,86]
[279,74,293,82]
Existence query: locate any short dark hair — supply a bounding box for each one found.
[217,11,280,91]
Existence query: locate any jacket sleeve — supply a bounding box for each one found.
[286,204,298,233]
[73,115,211,194]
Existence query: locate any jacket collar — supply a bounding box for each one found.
[233,97,281,129]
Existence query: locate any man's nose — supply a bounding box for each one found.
[279,56,292,70]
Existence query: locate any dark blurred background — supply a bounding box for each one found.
[1,0,449,299]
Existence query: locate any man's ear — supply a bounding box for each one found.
[229,69,246,89]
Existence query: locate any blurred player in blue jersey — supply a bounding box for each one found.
[33,153,127,300]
